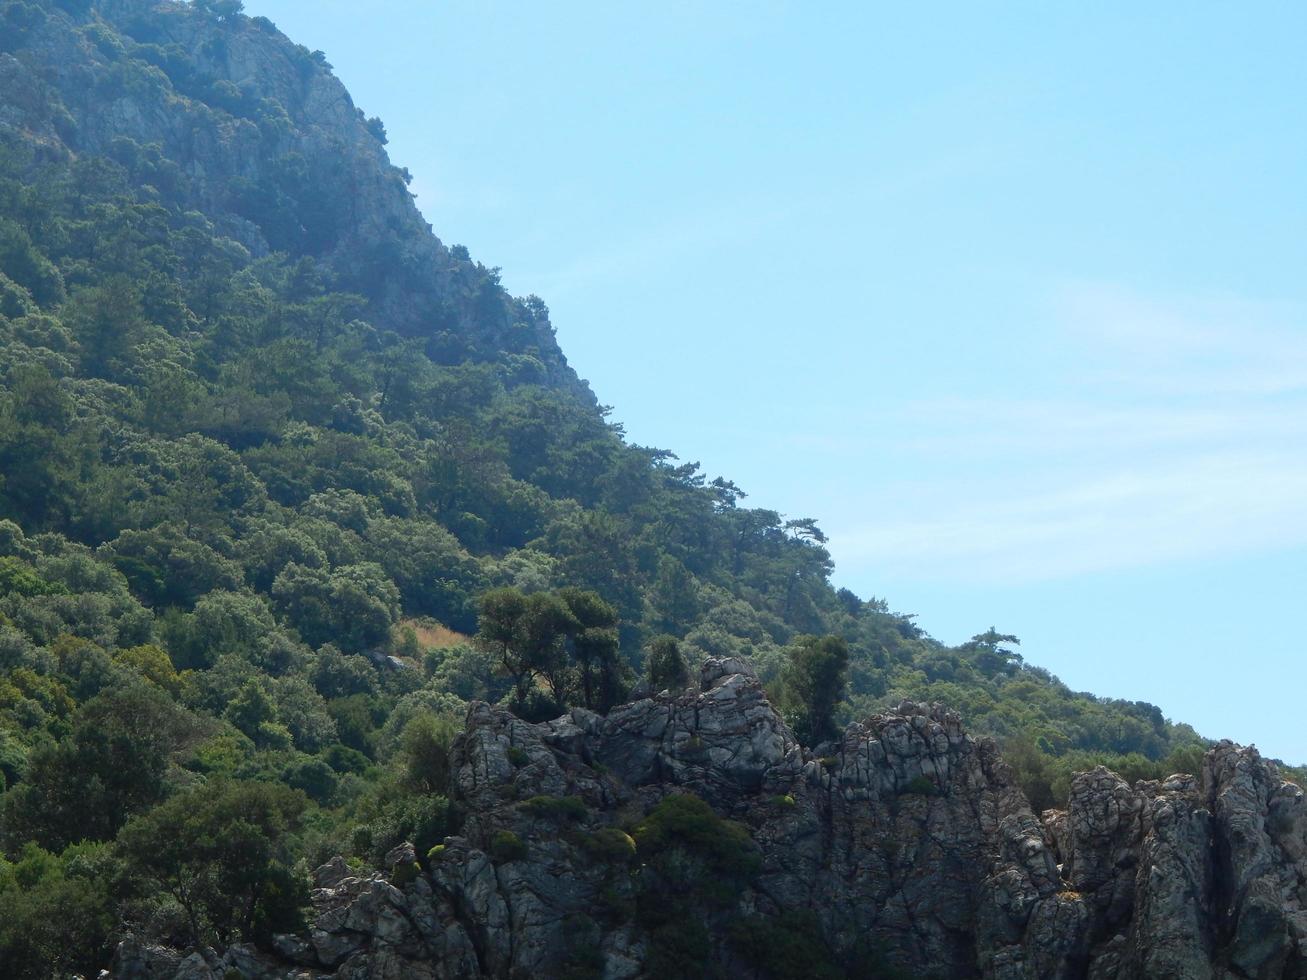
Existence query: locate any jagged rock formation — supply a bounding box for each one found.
[1,0,583,386]
[113,659,1307,979]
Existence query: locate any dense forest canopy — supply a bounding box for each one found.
[0,0,1282,974]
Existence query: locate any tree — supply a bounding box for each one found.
[397,712,458,794]
[558,587,623,710]
[475,587,576,706]
[103,524,244,609]
[271,562,399,652]
[780,635,849,745]
[2,682,190,850]
[0,842,118,980]
[116,780,307,946]
[195,0,244,21]
[63,278,145,379]
[646,634,690,692]
[475,586,530,698]
[0,366,88,530]
[474,586,627,712]
[512,590,578,706]
[961,628,1023,679]
[225,679,292,748]
[649,556,701,635]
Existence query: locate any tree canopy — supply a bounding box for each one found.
[0,1,1246,973]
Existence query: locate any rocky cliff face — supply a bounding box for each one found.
[0,0,583,388]
[113,659,1307,979]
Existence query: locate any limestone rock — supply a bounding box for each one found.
[1,0,587,397]
[111,673,1307,979]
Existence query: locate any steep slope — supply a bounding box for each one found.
[0,1,1299,977]
[0,0,1223,769]
[2,0,577,383]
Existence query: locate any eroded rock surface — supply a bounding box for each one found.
[114,662,1307,978]
[2,0,583,390]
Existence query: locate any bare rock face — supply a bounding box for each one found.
[1,0,585,391]
[1024,746,1307,979]
[113,665,1307,979]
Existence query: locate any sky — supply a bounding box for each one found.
[250,1,1307,762]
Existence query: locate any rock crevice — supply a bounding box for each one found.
[115,663,1307,979]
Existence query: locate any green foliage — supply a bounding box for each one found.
[346,787,453,866]
[475,586,627,713]
[225,678,291,748]
[113,644,182,694]
[729,912,844,980]
[520,794,587,821]
[272,562,399,652]
[960,628,1023,679]
[644,913,713,979]
[0,841,118,980]
[646,633,690,691]
[779,634,850,745]
[0,6,1250,972]
[396,710,458,794]
[0,556,64,598]
[1002,734,1211,813]
[116,780,308,946]
[2,682,191,851]
[631,792,760,888]
[507,746,530,767]
[489,829,527,863]
[390,860,419,886]
[582,827,636,863]
[898,774,939,797]
[280,755,337,803]
[195,0,245,20]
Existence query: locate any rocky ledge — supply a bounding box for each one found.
[114,659,1307,979]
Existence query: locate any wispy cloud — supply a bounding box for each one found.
[520,143,1005,301]
[827,282,1307,584]
[524,193,800,301]
[1057,282,1307,396]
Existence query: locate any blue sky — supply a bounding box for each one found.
[251,1,1307,762]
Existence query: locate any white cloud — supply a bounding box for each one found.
[826,282,1307,584]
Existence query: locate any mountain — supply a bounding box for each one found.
[0,1,1301,977]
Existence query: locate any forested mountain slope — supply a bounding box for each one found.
[0,0,1292,975]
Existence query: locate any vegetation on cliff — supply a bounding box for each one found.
[0,0,1278,974]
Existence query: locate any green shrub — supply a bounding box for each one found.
[631,792,760,884]
[644,915,712,979]
[426,844,446,862]
[596,884,634,923]
[520,795,586,821]
[898,774,938,796]
[507,746,530,767]
[489,830,527,863]
[390,861,420,886]
[770,794,797,808]
[352,794,453,866]
[729,912,843,980]
[582,827,636,863]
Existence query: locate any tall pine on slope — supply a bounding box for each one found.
[0,0,1250,971]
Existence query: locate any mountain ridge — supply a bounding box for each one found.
[3,0,584,391]
[0,1,1300,977]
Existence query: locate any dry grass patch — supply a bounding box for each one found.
[400,618,471,650]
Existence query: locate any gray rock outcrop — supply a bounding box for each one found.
[111,659,1307,978]
[1,0,585,391]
